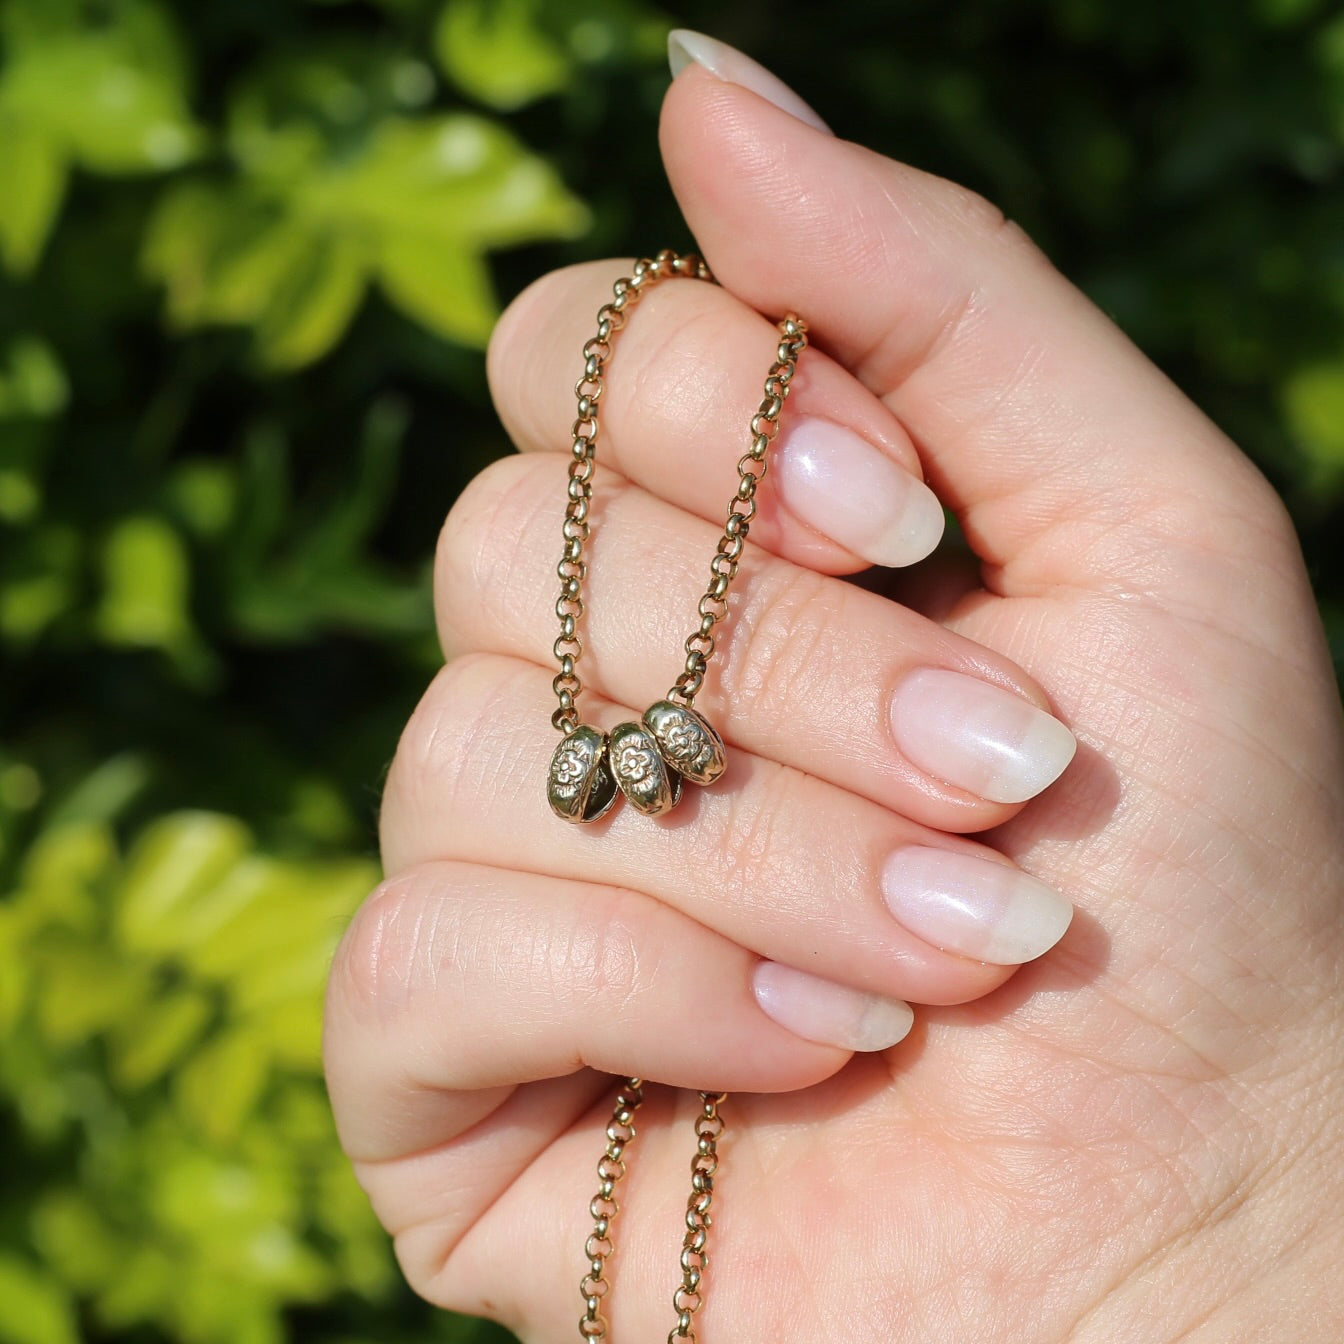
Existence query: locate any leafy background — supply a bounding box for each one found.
[1,0,1342,1341]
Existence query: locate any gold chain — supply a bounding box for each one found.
[548,249,806,1335]
[545,249,808,825]
[579,1080,726,1344]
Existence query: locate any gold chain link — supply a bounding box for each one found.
[556,252,806,1332]
[551,249,808,732]
[579,1080,726,1344]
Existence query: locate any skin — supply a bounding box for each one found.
[323,67,1344,1342]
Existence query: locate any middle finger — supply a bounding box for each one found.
[439,453,1078,834]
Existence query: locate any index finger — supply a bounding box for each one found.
[487,259,947,575]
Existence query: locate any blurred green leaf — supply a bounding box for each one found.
[115,812,253,955]
[0,1254,79,1344]
[96,515,195,651]
[109,987,214,1088]
[0,117,67,274]
[144,100,587,366]
[435,0,570,110]
[0,337,69,418]
[254,235,367,370]
[174,1027,272,1145]
[1282,358,1344,488]
[376,234,497,345]
[34,945,153,1045]
[0,0,203,173]
[30,1190,121,1295]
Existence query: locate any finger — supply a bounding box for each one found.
[659,67,1296,611]
[324,859,894,1165]
[488,260,946,576]
[380,654,1075,1006]
[438,453,1077,832]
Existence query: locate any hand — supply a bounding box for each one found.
[324,46,1344,1343]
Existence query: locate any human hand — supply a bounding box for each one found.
[325,39,1344,1342]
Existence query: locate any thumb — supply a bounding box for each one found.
[658,37,1292,613]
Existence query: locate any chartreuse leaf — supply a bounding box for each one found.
[0,117,67,274]
[1283,358,1344,489]
[0,336,69,418]
[95,515,195,652]
[0,906,31,1032]
[0,1254,79,1344]
[19,819,117,932]
[33,944,154,1045]
[0,0,202,174]
[175,1028,270,1145]
[375,233,498,345]
[253,234,367,369]
[434,0,570,110]
[109,987,215,1089]
[144,83,587,366]
[115,811,253,955]
[30,1190,121,1295]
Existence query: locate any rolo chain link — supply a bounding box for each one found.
[545,249,809,826]
[579,1080,726,1344]
[551,250,806,1336]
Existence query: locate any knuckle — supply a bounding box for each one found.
[381,654,532,859]
[710,763,796,910]
[434,454,558,656]
[712,564,838,728]
[327,867,452,1030]
[567,886,647,1018]
[485,266,568,405]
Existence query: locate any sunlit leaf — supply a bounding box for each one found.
[115,812,253,955]
[1282,358,1344,487]
[376,234,498,345]
[95,515,194,651]
[0,0,203,174]
[435,0,570,110]
[33,945,153,1045]
[0,337,69,418]
[174,1027,272,1144]
[253,234,367,370]
[0,1254,79,1344]
[109,988,215,1089]
[30,1190,120,1295]
[0,118,67,274]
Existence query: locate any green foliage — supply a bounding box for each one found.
[0,0,1342,1342]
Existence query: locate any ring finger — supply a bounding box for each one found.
[381,653,1076,1007]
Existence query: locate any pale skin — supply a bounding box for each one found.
[323,45,1344,1344]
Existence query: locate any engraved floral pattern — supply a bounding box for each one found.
[616,741,657,786]
[553,745,588,794]
[664,719,708,771]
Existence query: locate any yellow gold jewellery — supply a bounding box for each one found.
[545,250,809,1343]
[546,249,809,825]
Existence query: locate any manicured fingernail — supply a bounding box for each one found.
[774,419,945,567]
[889,668,1076,804]
[667,29,832,135]
[882,846,1073,964]
[751,962,914,1052]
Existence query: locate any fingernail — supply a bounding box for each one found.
[774,419,945,567]
[751,961,914,1052]
[889,668,1077,804]
[667,29,832,135]
[882,847,1073,965]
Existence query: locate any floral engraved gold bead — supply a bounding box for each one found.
[547,725,618,823]
[609,721,682,817]
[644,700,727,786]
